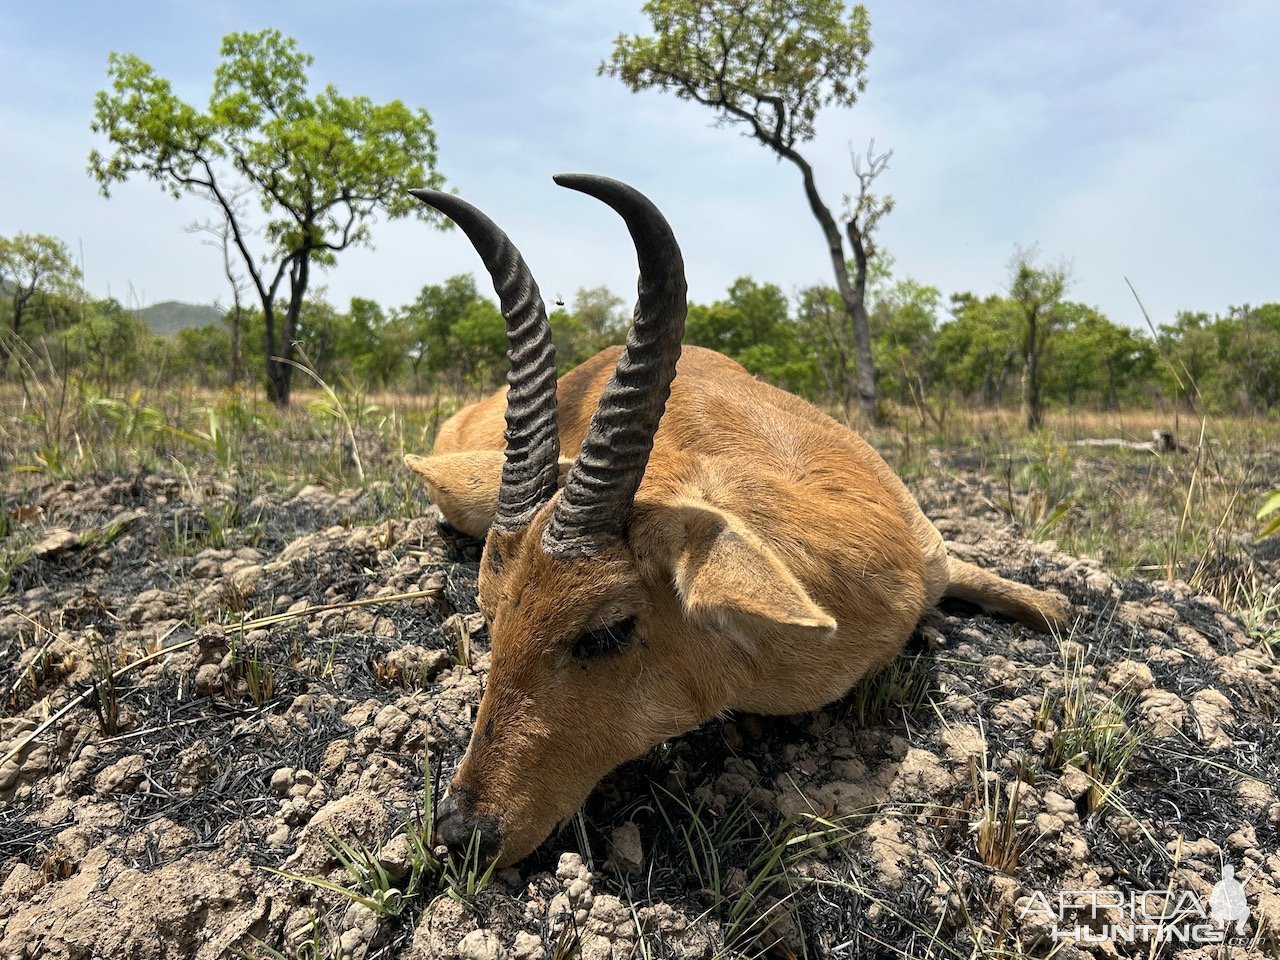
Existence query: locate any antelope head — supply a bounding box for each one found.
[408,176,835,865]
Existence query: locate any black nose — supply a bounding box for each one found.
[434,789,502,863]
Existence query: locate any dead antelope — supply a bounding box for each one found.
[405,175,1068,866]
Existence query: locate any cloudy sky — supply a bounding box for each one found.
[1,1,1275,329]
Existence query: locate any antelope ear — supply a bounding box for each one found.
[667,502,837,644]
[405,452,572,537]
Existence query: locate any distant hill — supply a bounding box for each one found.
[134,301,224,336]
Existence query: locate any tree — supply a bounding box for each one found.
[88,29,446,405]
[1156,310,1218,409]
[725,277,790,354]
[450,299,508,390]
[931,294,1018,407]
[189,197,251,386]
[1007,248,1070,430]
[794,283,848,406]
[1219,303,1280,412]
[292,298,345,382]
[684,276,818,391]
[341,296,409,389]
[549,286,629,371]
[59,298,152,391]
[870,277,940,414]
[1048,305,1152,409]
[402,274,487,389]
[687,277,787,355]
[604,0,889,421]
[0,233,83,362]
[170,323,235,388]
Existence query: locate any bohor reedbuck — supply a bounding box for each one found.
[405,174,1069,866]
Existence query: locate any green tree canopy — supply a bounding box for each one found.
[605,0,870,146]
[1157,304,1280,412]
[933,293,1020,406]
[549,285,629,371]
[403,274,487,388]
[685,276,821,394]
[58,298,151,391]
[88,29,446,405]
[292,298,344,382]
[1048,304,1154,409]
[1219,303,1280,412]
[1007,249,1071,430]
[171,323,236,388]
[870,277,941,410]
[687,277,788,356]
[340,297,408,390]
[603,0,887,421]
[0,233,83,355]
[450,299,508,391]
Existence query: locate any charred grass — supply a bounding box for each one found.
[873,405,1280,617]
[8,382,1274,611]
[1,383,1279,958]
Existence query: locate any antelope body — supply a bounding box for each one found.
[405,175,1068,866]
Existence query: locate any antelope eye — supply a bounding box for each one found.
[573,617,636,660]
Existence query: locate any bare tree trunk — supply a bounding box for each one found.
[2,288,35,370]
[845,219,878,423]
[781,150,876,421]
[980,352,995,408]
[1019,365,1028,423]
[264,253,311,407]
[263,301,288,406]
[229,307,242,386]
[995,353,1016,408]
[1022,307,1043,431]
[205,212,248,388]
[810,296,854,418]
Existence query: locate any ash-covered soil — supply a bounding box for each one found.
[1,469,1277,959]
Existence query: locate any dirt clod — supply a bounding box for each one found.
[2,469,1277,958]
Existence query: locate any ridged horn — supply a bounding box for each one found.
[409,188,559,533]
[542,174,687,557]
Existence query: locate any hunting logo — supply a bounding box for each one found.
[1021,862,1251,945]
[1208,864,1250,934]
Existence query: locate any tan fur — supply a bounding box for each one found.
[944,556,1064,633]
[670,501,838,641]
[408,345,1070,864]
[406,452,573,538]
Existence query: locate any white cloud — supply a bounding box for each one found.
[0,0,1274,325]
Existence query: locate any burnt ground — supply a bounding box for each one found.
[0,469,1277,959]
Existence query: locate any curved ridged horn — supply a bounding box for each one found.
[409,188,559,533]
[542,174,687,557]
